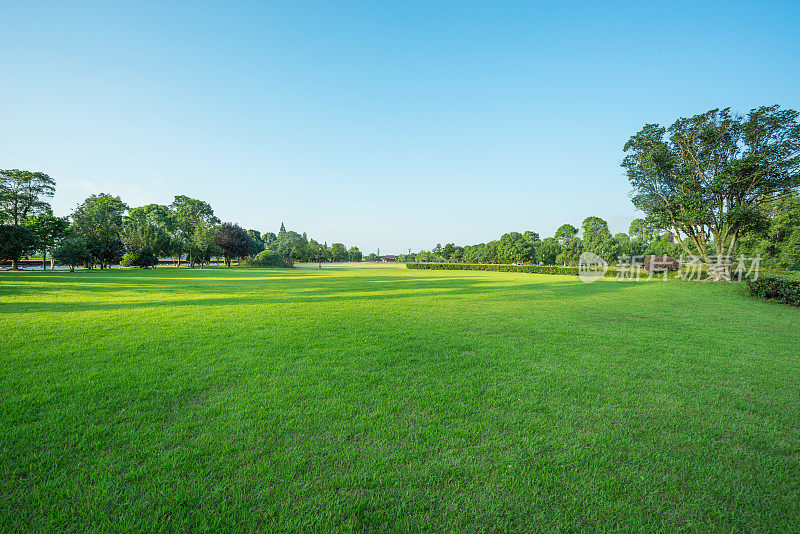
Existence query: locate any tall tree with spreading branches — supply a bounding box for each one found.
[0,169,56,225]
[0,169,57,269]
[622,105,800,280]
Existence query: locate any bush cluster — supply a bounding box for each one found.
[746,275,800,306]
[406,262,618,277]
[120,246,158,268]
[240,249,293,268]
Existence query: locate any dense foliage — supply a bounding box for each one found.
[71,194,128,269]
[51,237,92,272]
[0,169,60,269]
[407,262,619,278]
[0,224,37,268]
[0,168,363,269]
[622,105,800,279]
[399,216,683,267]
[120,246,158,269]
[746,274,800,306]
[241,249,293,268]
[214,223,258,267]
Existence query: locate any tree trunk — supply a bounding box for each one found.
[42,250,47,270]
[10,258,19,271]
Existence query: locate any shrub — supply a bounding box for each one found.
[121,246,158,268]
[52,237,93,272]
[241,249,293,268]
[746,274,800,306]
[406,262,619,278]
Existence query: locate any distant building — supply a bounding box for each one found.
[380,255,398,262]
[643,255,680,272]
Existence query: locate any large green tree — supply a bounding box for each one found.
[622,105,800,279]
[554,224,579,248]
[538,237,561,265]
[308,239,329,263]
[581,216,614,260]
[126,204,176,257]
[124,204,174,262]
[276,229,308,262]
[71,194,128,269]
[190,223,220,267]
[330,242,348,262]
[737,191,800,270]
[170,196,219,267]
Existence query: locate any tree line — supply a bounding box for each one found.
[2,106,798,275]
[397,216,683,266]
[0,172,363,270]
[402,105,800,275]
[400,197,799,271]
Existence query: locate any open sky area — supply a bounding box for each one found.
[2,0,799,253]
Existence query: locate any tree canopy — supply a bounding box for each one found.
[622,105,800,278]
[71,194,128,269]
[0,169,56,225]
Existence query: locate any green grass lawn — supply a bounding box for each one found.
[2,266,799,531]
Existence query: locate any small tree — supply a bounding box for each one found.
[52,237,92,272]
[214,222,256,266]
[25,211,70,270]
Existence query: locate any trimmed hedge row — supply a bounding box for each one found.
[406,262,618,278]
[746,275,800,306]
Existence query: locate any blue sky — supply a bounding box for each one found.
[2,1,799,253]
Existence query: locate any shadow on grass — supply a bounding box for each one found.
[2,270,637,315]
